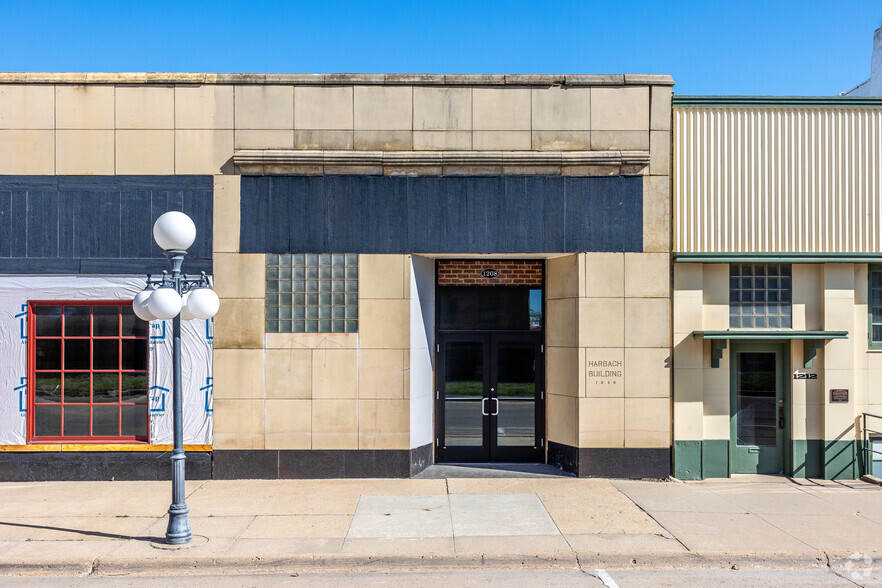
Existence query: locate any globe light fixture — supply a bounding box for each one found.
[132,289,156,322]
[179,292,196,321]
[187,288,220,320]
[135,210,219,545]
[152,211,196,251]
[146,287,182,320]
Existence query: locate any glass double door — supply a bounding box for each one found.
[436,332,544,463]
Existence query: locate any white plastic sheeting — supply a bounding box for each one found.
[0,276,213,445]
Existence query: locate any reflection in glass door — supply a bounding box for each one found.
[437,333,544,463]
[730,343,786,474]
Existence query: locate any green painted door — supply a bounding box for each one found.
[730,342,786,474]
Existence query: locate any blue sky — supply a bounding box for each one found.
[1,1,879,95]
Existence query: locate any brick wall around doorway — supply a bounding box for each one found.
[437,260,543,286]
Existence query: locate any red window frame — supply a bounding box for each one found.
[27,301,150,443]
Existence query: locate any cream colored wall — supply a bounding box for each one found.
[0,81,670,174]
[673,262,881,444]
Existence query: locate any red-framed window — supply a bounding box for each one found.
[28,301,150,443]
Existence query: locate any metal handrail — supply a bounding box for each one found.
[861,413,882,477]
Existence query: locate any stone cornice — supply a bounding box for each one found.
[0,72,674,87]
[232,149,650,175]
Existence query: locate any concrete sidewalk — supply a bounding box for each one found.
[0,473,880,576]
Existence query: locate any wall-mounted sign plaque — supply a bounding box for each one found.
[481,268,499,279]
[830,389,849,403]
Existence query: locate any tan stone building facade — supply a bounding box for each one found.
[0,73,673,479]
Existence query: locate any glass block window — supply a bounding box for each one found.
[870,267,882,348]
[29,302,150,442]
[729,264,792,328]
[266,254,358,333]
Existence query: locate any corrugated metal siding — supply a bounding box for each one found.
[674,107,882,253]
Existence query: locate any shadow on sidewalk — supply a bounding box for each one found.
[0,520,155,542]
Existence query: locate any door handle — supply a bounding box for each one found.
[492,398,499,415]
[778,406,785,429]
[482,398,489,416]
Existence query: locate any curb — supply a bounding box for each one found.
[0,550,871,577]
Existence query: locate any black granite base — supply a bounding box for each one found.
[0,451,213,481]
[546,443,671,478]
[213,444,434,479]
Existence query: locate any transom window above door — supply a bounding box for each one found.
[729,264,792,328]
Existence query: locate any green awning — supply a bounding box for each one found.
[691,331,848,368]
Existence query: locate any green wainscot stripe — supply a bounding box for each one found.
[791,440,825,478]
[672,96,882,108]
[674,440,729,480]
[673,441,701,480]
[702,439,729,479]
[790,440,859,480]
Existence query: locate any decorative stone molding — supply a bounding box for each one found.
[0,72,675,87]
[233,149,650,176]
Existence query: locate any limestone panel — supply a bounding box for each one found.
[413,130,472,150]
[235,129,294,149]
[115,86,174,129]
[649,130,671,175]
[625,298,670,348]
[413,87,471,131]
[472,131,531,150]
[791,402,824,440]
[294,130,353,150]
[547,298,578,347]
[354,130,413,150]
[625,397,670,448]
[55,85,114,129]
[312,399,358,449]
[213,298,265,349]
[0,130,54,174]
[312,349,358,399]
[359,299,410,349]
[590,87,649,131]
[584,347,625,398]
[624,253,670,298]
[265,332,357,349]
[175,85,234,129]
[642,176,670,253]
[213,399,265,449]
[590,131,649,151]
[174,129,234,174]
[234,85,294,129]
[547,346,579,397]
[673,399,703,441]
[358,399,410,449]
[624,347,670,398]
[55,130,114,175]
[584,253,624,299]
[579,298,625,348]
[213,175,241,254]
[531,130,591,151]
[547,393,577,446]
[672,332,704,370]
[0,85,54,129]
[213,349,266,399]
[531,87,591,130]
[265,399,312,449]
[358,349,407,399]
[354,86,412,130]
[473,88,530,131]
[650,86,672,131]
[265,348,312,399]
[213,253,266,299]
[579,397,624,448]
[115,130,174,174]
[295,86,353,130]
[546,254,579,300]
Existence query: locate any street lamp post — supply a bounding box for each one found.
[132,211,219,545]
